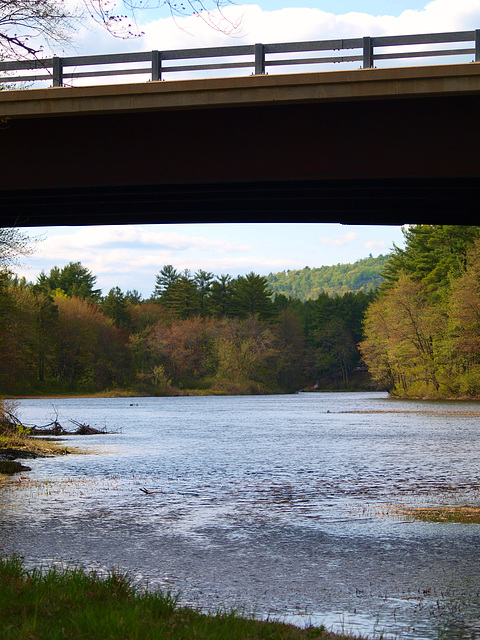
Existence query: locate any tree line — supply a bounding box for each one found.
[360,225,480,398]
[0,260,373,396]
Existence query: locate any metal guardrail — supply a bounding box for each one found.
[0,29,479,88]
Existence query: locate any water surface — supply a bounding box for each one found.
[1,392,480,639]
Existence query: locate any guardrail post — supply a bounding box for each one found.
[52,56,63,87]
[152,50,162,81]
[362,37,373,68]
[475,30,480,62]
[254,43,265,74]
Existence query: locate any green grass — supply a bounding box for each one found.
[0,556,363,640]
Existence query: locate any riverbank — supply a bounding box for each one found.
[0,406,73,481]
[0,556,363,640]
[6,371,376,399]
[0,440,70,482]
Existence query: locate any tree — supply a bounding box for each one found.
[101,286,132,330]
[125,289,142,305]
[0,0,237,59]
[441,239,480,395]
[360,275,445,396]
[381,225,479,294]
[313,319,357,388]
[164,272,200,319]
[270,308,305,390]
[209,274,233,317]
[0,227,32,267]
[230,273,273,319]
[32,289,59,383]
[153,265,179,300]
[0,0,75,57]
[37,262,101,302]
[194,269,214,316]
[53,294,130,390]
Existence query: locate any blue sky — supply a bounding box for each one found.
[16,0,479,297]
[129,0,428,20]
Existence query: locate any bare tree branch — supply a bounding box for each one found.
[0,0,239,59]
[0,228,34,268]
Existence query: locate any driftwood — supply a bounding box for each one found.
[69,419,107,435]
[4,407,109,437]
[29,420,107,436]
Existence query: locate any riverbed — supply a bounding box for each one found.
[1,392,480,639]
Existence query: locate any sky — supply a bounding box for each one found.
[14,0,480,297]
[18,223,406,298]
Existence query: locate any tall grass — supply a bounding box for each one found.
[0,556,362,640]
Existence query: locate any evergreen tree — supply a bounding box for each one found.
[37,262,101,301]
[101,287,132,330]
[164,272,200,319]
[209,275,233,317]
[153,265,179,299]
[230,273,273,319]
[194,269,214,316]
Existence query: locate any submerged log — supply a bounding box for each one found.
[29,422,68,436]
[69,419,106,435]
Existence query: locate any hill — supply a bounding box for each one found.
[266,254,388,301]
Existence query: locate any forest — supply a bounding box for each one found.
[2,224,480,399]
[0,259,373,396]
[360,225,480,398]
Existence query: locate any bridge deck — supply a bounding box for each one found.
[1,63,480,227]
[1,62,480,117]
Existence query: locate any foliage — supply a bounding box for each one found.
[266,254,389,301]
[230,272,274,319]
[101,286,132,330]
[361,225,480,398]
[381,225,479,293]
[0,257,375,396]
[53,294,130,391]
[37,261,101,302]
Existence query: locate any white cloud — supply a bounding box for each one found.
[364,240,387,250]
[319,232,359,247]
[133,0,480,50]
[39,226,250,256]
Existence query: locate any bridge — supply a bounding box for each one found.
[1,29,480,228]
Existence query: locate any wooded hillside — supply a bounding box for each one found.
[266,254,388,300]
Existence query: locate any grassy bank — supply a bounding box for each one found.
[0,556,363,640]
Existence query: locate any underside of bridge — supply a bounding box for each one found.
[1,178,478,227]
[1,65,479,227]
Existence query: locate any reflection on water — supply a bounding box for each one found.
[2,392,480,639]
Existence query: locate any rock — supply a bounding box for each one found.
[0,459,31,475]
[0,448,40,459]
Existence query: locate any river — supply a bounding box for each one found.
[1,392,480,639]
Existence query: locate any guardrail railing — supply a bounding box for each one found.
[1,29,479,88]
